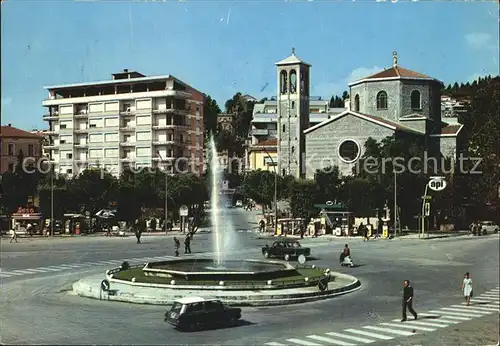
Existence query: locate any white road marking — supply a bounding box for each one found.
[286,338,321,345]
[307,335,355,345]
[391,320,450,328]
[264,343,286,346]
[428,310,475,319]
[441,307,492,315]
[0,273,13,277]
[480,294,500,300]
[10,270,38,275]
[380,322,436,332]
[363,326,414,336]
[417,313,468,321]
[19,268,48,273]
[325,332,375,343]
[343,329,394,340]
[452,305,499,312]
[435,309,486,317]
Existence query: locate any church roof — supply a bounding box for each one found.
[429,124,464,137]
[276,48,311,67]
[304,110,423,135]
[348,52,441,86]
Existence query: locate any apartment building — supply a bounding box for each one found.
[42,70,204,177]
[246,97,345,171]
[441,95,468,119]
[1,125,44,174]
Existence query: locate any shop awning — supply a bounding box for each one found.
[11,213,43,220]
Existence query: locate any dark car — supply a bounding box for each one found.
[262,240,311,261]
[164,297,242,331]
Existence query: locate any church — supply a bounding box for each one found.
[274,49,465,178]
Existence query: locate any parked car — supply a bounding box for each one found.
[479,221,499,235]
[164,297,241,331]
[262,240,311,261]
[235,200,243,207]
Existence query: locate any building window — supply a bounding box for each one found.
[8,163,14,171]
[291,146,295,154]
[282,169,286,176]
[289,70,297,93]
[66,153,72,159]
[291,101,295,109]
[411,90,421,109]
[282,124,286,133]
[28,144,34,156]
[338,139,361,163]
[280,70,288,94]
[376,91,388,110]
[8,143,14,156]
[354,94,360,112]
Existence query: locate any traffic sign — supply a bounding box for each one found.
[179,205,189,217]
[101,279,110,292]
[318,278,329,291]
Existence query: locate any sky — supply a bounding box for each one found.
[1,0,498,130]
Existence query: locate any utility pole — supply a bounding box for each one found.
[393,171,397,237]
[156,151,168,233]
[50,161,54,236]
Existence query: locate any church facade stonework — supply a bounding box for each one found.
[273,50,464,178]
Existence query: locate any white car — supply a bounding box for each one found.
[479,221,499,235]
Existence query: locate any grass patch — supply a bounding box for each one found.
[112,267,327,287]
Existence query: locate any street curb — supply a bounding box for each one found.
[72,271,362,307]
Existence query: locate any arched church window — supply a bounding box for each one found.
[376,91,388,110]
[354,94,360,112]
[290,70,297,94]
[411,90,421,109]
[280,70,287,94]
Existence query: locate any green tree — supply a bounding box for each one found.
[314,166,341,203]
[289,179,317,224]
[203,95,221,139]
[70,169,118,214]
[242,170,280,212]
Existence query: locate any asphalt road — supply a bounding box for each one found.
[1,208,498,345]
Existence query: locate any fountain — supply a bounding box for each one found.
[209,134,225,267]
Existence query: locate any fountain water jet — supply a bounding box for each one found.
[208,134,234,267]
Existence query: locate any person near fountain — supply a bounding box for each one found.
[184,234,192,254]
[173,237,180,256]
[135,218,145,244]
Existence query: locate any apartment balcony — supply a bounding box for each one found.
[252,129,269,136]
[152,156,175,162]
[74,111,89,118]
[43,114,59,121]
[120,141,136,147]
[59,127,73,133]
[152,108,189,115]
[73,128,89,134]
[43,144,57,150]
[75,158,88,163]
[152,140,176,146]
[119,109,136,116]
[120,126,136,131]
[43,130,57,135]
[120,157,136,162]
[74,142,88,148]
[152,124,189,130]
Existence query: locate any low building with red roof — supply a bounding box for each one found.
[0,124,44,174]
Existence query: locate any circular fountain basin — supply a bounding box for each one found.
[143,258,297,281]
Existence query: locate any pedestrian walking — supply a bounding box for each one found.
[173,237,180,257]
[461,272,473,306]
[9,229,18,243]
[150,218,157,233]
[401,280,418,322]
[259,219,265,233]
[184,235,191,254]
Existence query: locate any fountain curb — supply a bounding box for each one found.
[72,272,362,307]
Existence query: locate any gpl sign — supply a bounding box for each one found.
[428,177,447,192]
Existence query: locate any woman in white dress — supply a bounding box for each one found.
[461,272,473,306]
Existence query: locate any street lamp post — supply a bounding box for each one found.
[50,161,54,237]
[263,149,278,236]
[393,171,397,238]
[156,151,168,233]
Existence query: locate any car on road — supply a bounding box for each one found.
[164,297,242,331]
[235,200,243,207]
[478,221,499,235]
[262,240,311,261]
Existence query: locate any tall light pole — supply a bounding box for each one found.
[50,161,54,237]
[393,170,397,238]
[156,151,168,233]
[263,148,278,236]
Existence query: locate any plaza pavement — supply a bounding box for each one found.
[0,208,498,345]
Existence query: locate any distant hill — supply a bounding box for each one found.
[442,75,499,101]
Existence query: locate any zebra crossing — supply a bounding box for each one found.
[264,287,500,346]
[0,252,216,279]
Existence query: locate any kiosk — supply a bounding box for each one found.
[11,207,43,235]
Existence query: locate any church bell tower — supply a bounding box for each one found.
[275,48,311,178]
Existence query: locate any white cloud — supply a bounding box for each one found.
[311,66,382,97]
[1,97,12,106]
[464,33,493,50]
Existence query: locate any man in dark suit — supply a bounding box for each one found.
[402,280,418,322]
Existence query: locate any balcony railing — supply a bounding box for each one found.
[152,140,176,146]
[43,130,57,135]
[120,126,135,131]
[74,143,88,148]
[74,128,89,133]
[120,141,136,147]
[120,157,136,162]
[42,144,57,149]
[43,114,59,120]
[152,123,189,130]
[119,109,136,116]
[252,129,269,136]
[152,108,189,115]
